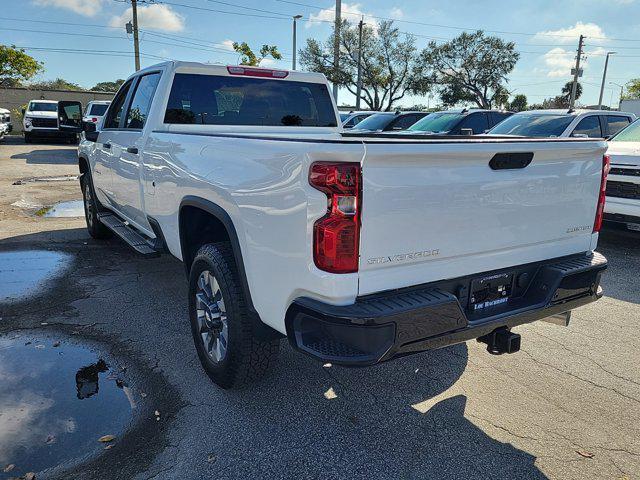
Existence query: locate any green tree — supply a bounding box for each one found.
[621,78,640,99]
[561,81,582,104]
[300,20,431,111]
[29,78,82,91]
[0,45,43,86]
[232,42,282,66]
[91,79,125,92]
[509,94,528,112]
[417,31,519,109]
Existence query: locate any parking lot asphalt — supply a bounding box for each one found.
[0,136,639,480]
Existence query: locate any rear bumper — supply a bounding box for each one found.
[286,252,607,366]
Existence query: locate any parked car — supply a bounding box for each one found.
[603,119,640,231]
[399,109,513,136]
[23,99,79,143]
[339,110,375,129]
[350,110,428,132]
[0,107,11,140]
[488,109,636,138]
[83,100,111,125]
[65,61,607,389]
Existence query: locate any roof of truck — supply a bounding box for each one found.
[29,99,57,104]
[140,61,329,84]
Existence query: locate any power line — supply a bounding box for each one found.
[273,0,640,42]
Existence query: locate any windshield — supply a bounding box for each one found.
[89,104,109,116]
[352,113,394,131]
[489,113,574,137]
[408,112,464,133]
[29,102,57,112]
[611,120,640,142]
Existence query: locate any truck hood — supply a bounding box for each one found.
[24,111,57,119]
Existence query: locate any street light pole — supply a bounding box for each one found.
[131,0,141,71]
[292,15,302,70]
[598,52,616,109]
[332,0,341,102]
[355,18,364,110]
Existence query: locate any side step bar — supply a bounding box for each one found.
[98,212,161,257]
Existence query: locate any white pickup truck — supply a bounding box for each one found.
[60,61,609,389]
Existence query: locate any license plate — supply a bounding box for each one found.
[469,272,514,312]
[627,223,640,232]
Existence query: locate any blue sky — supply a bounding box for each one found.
[3,0,640,108]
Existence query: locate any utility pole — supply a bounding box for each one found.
[131,0,141,71]
[598,52,616,109]
[332,0,341,102]
[292,15,302,70]
[355,18,364,110]
[569,35,585,110]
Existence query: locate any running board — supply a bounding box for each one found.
[98,213,160,257]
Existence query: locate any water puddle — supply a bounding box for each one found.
[36,200,84,218]
[0,334,133,479]
[0,251,72,304]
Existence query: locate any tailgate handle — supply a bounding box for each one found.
[489,152,533,170]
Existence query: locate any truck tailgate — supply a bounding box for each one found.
[358,139,607,295]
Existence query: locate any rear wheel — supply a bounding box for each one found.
[80,173,111,239]
[188,242,279,389]
[24,132,32,144]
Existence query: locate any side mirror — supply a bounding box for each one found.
[83,121,99,142]
[21,108,26,116]
[460,128,474,136]
[57,100,83,133]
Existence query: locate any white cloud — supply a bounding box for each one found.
[542,47,574,78]
[110,4,185,32]
[541,45,606,78]
[389,7,404,19]
[220,39,235,52]
[260,58,276,66]
[306,2,374,28]
[33,0,102,17]
[532,22,607,45]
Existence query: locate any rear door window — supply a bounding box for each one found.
[125,72,161,129]
[389,114,423,130]
[459,113,489,134]
[572,116,602,137]
[89,104,109,116]
[164,73,337,127]
[103,80,133,129]
[605,115,632,137]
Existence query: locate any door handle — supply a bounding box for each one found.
[126,147,139,154]
[103,142,111,149]
[489,152,534,170]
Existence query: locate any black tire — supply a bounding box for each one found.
[188,242,279,389]
[24,132,32,144]
[80,172,112,239]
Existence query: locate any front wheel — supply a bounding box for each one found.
[188,242,279,389]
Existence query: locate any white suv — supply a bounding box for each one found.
[83,100,111,126]
[488,109,636,138]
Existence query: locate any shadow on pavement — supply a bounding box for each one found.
[11,148,77,165]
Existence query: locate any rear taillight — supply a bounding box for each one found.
[593,154,611,233]
[309,162,361,273]
[91,117,98,123]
